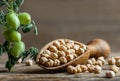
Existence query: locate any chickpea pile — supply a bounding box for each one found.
[37,39,87,67]
[66,56,120,78]
[36,39,120,78]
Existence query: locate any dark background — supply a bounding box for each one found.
[1,0,120,52]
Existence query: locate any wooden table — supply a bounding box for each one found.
[0,53,120,81]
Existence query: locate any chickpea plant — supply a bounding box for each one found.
[0,0,38,71]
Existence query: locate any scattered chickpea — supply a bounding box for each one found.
[106,71,115,78]
[97,56,105,65]
[109,65,119,73]
[80,65,88,72]
[91,58,97,65]
[25,59,33,66]
[87,65,95,73]
[116,59,120,67]
[108,57,116,65]
[96,60,103,66]
[114,56,120,61]
[87,59,93,65]
[94,65,102,74]
[76,64,82,73]
[67,65,77,74]
[17,58,22,64]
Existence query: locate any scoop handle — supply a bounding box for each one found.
[87,39,111,58]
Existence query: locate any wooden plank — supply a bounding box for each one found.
[0,53,120,81]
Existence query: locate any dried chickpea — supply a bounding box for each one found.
[80,65,88,72]
[91,58,97,65]
[59,57,67,64]
[48,45,58,53]
[80,44,87,50]
[87,65,95,73]
[72,54,78,58]
[39,57,48,65]
[97,56,105,65]
[59,39,66,45]
[96,60,103,66]
[76,64,82,73]
[110,65,119,73]
[106,71,115,78]
[116,59,120,67]
[73,44,80,51]
[45,59,54,67]
[17,58,22,64]
[76,48,85,55]
[41,53,50,58]
[53,40,60,48]
[66,43,73,49]
[66,55,74,61]
[94,65,102,74]
[58,51,66,57]
[66,49,75,55]
[53,59,61,66]
[87,59,93,65]
[25,59,33,66]
[67,40,74,46]
[59,45,67,51]
[114,56,120,61]
[108,57,116,65]
[43,50,51,55]
[86,64,92,67]
[67,65,77,74]
[50,52,58,60]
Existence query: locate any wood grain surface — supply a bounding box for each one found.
[0,53,120,81]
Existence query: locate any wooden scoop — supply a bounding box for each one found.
[36,38,111,70]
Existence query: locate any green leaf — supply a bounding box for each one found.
[5,56,19,71]
[2,41,9,52]
[31,20,38,35]
[0,0,8,7]
[34,26,38,35]
[5,61,13,71]
[22,47,38,61]
[15,0,24,7]
[0,0,10,8]
[0,10,5,25]
[13,2,19,12]
[29,47,38,60]
[22,24,33,33]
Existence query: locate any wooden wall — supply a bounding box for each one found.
[1,0,120,52]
